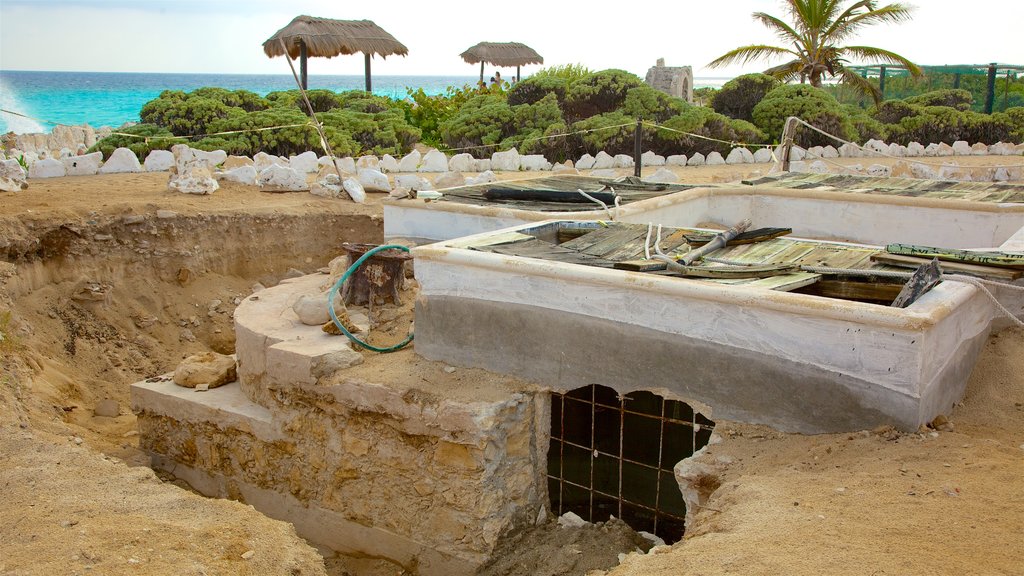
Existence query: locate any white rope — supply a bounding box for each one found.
[644,222,653,260]
[577,188,621,220]
[642,120,776,150]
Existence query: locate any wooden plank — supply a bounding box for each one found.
[675,263,800,279]
[892,260,942,308]
[614,259,668,271]
[803,279,903,303]
[871,253,1022,281]
[887,243,1024,269]
[684,227,793,247]
[710,272,822,292]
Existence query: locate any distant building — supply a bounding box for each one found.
[645,58,693,103]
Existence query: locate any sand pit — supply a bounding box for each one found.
[1,161,1022,575]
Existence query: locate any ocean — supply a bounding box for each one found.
[0,70,731,135]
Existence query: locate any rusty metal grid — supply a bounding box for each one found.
[548,384,715,543]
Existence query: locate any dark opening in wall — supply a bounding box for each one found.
[548,384,715,543]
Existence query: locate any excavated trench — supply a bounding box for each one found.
[1,207,704,575]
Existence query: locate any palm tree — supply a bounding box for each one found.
[708,0,922,102]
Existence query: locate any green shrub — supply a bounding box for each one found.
[571,111,637,155]
[563,69,645,122]
[711,73,781,122]
[871,100,920,124]
[845,105,888,141]
[656,106,766,156]
[507,75,570,107]
[530,63,593,82]
[752,84,854,147]
[999,107,1024,142]
[439,94,514,153]
[404,84,479,147]
[506,94,573,160]
[889,106,1012,145]
[622,85,687,123]
[89,123,180,158]
[906,89,974,111]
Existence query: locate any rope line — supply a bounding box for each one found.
[438,122,636,154]
[641,120,776,150]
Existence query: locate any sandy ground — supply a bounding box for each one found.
[1,160,1022,575]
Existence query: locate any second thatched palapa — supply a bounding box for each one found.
[460,41,543,83]
[263,16,408,92]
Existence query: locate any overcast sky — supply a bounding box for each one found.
[1,0,1021,78]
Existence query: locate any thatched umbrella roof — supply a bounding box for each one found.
[263,16,408,91]
[460,42,544,82]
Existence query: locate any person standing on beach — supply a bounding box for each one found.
[492,71,502,88]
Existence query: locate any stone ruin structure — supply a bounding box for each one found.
[645,58,693,103]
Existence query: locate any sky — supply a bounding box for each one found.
[0,0,1021,78]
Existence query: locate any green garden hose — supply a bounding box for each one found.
[327,244,414,353]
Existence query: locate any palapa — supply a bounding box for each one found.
[460,41,543,82]
[263,16,408,92]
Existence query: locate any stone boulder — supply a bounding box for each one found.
[28,158,66,179]
[752,148,774,163]
[258,164,308,192]
[864,139,888,154]
[98,147,142,174]
[705,151,725,165]
[357,169,391,192]
[395,174,434,191]
[222,155,254,170]
[936,143,954,157]
[575,154,597,170]
[343,178,366,203]
[173,352,236,389]
[218,165,257,185]
[169,144,218,194]
[885,143,904,157]
[640,151,666,167]
[970,142,988,155]
[789,146,806,161]
[924,143,940,157]
[821,145,839,159]
[808,160,829,174]
[520,155,552,171]
[725,148,753,164]
[0,159,28,192]
[292,292,345,326]
[905,142,925,157]
[253,152,288,171]
[491,148,520,172]
[806,146,824,158]
[398,150,421,172]
[419,149,448,172]
[838,143,861,158]
[465,170,497,185]
[144,149,175,172]
[433,171,466,189]
[379,154,400,173]
[866,164,891,177]
[289,151,319,173]
[448,153,475,173]
[666,154,688,166]
[951,141,972,156]
[320,156,356,173]
[473,159,491,172]
[356,156,380,170]
[647,168,680,183]
[552,163,578,175]
[614,154,634,168]
[63,152,103,176]
[592,151,616,169]
[193,149,227,167]
[687,153,705,166]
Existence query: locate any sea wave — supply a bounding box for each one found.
[0,76,47,134]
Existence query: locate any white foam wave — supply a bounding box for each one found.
[0,77,47,134]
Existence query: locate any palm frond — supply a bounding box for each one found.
[707,45,797,69]
[837,65,884,103]
[822,0,874,40]
[751,11,803,43]
[828,3,916,43]
[840,45,923,76]
[764,60,808,84]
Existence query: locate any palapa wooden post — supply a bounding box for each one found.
[779,116,797,172]
[365,53,372,93]
[299,40,308,90]
[633,118,642,178]
[516,65,521,82]
[480,61,485,83]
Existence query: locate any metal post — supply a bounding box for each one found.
[953,72,961,89]
[365,53,372,93]
[984,63,997,114]
[879,65,886,98]
[299,41,308,90]
[633,118,642,178]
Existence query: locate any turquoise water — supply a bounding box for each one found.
[0,71,477,134]
[0,70,732,135]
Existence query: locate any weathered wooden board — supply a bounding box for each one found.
[745,172,1024,204]
[871,253,1023,281]
[887,244,1024,269]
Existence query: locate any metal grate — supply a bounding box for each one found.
[548,384,715,543]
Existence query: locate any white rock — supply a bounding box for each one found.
[253,152,287,171]
[223,155,254,170]
[433,171,466,189]
[666,154,688,166]
[988,142,1014,156]
[866,163,891,177]
[379,154,400,173]
[341,178,365,203]
[169,168,219,194]
[289,151,319,173]
[789,146,806,161]
[589,168,618,178]
[687,152,705,166]
[58,147,73,159]
[388,187,411,200]
[520,155,552,171]
[951,141,972,156]
[551,163,578,175]
[752,148,774,163]
[864,139,888,154]
[356,156,380,170]
[806,146,824,158]
[789,160,808,173]
[98,147,142,174]
[218,165,257,185]
[993,167,1011,181]
[936,143,954,157]
[28,158,67,179]
[821,145,839,159]
[575,154,597,170]
[725,147,752,164]
[419,149,448,172]
[557,512,587,528]
[398,150,421,172]
[448,153,475,172]
[173,352,236,389]
[970,142,988,156]
[310,181,343,198]
[705,151,725,165]
[905,142,925,157]
[614,154,634,168]
[319,156,356,173]
[292,292,344,325]
[491,148,521,171]
[465,170,497,185]
[395,174,434,191]
[592,151,615,169]
[76,144,88,156]
[838,143,861,158]
[910,163,937,179]
[258,164,308,191]
[0,158,28,191]
[144,149,175,172]
[883,143,902,157]
[357,169,391,192]
[640,150,665,166]
[808,160,829,173]
[647,167,680,183]
[924,143,940,157]
[193,149,227,167]
[473,159,492,172]
[63,152,103,176]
